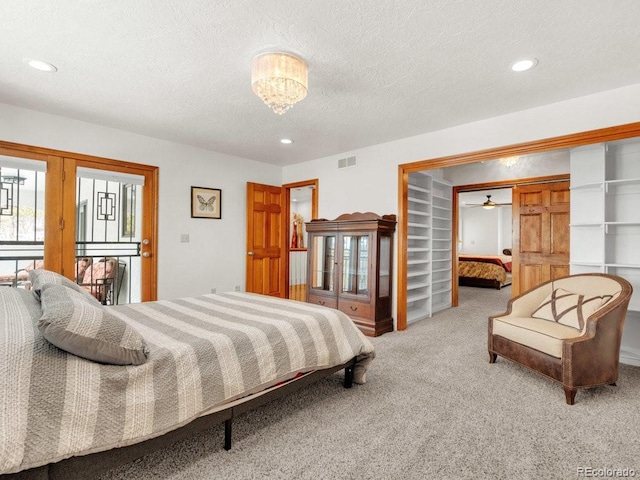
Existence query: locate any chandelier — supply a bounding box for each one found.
[251,52,308,115]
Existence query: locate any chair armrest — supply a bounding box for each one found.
[562,298,631,386]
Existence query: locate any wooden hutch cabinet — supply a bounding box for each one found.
[305,212,396,337]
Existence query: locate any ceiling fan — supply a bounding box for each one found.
[467,195,512,209]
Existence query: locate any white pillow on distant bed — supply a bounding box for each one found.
[532,288,612,330]
[38,283,148,365]
[29,268,99,304]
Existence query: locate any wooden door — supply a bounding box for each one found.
[246,182,285,297]
[512,181,570,295]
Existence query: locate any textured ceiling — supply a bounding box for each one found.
[2,1,640,166]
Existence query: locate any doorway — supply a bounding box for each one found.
[245,179,318,299]
[397,121,640,331]
[286,183,317,301]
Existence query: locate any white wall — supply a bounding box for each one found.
[0,102,282,300]
[460,207,500,255]
[459,206,512,255]
[498,207,512,253]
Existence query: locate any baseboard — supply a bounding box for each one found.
[620,346,640,366]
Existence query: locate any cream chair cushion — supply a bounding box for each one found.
[492,316,582,358]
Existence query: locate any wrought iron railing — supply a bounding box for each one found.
[0,240,141,305]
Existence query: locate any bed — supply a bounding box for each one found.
[458,254,512,290]
[0,272,374,480]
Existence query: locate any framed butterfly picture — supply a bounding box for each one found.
[191,186,222,219]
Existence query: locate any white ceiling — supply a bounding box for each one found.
[2,1,640,166]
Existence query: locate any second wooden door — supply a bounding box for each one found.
[512,181,570,296]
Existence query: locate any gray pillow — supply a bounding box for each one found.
[38,284,148,365]
[29,268,100,304]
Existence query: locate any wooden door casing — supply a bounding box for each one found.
[512,181,570,296]
[246,182,285,297]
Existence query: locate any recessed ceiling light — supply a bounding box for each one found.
[511,58,538,72]
[25,58,58,73]
[280,138,294,145]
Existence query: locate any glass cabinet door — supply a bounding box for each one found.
[310,234,336,291]
[341,234,369,296]
[379,235,391,297]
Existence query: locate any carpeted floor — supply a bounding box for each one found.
[100,286,640,479]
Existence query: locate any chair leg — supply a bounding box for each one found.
[488,352,497,363]
[564,387,577,405]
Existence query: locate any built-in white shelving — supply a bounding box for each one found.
[406,172,453,324]
[570,139,640,365]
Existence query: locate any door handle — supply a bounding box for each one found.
[247,251,254,256]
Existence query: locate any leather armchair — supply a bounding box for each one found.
[488,273,633,404]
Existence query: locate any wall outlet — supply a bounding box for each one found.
[235,286,241,291]
[211,288,216,294]
[180,233,190,243]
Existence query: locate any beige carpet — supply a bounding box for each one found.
[100,286,640,479]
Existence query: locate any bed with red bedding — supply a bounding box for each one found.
[458,254,512,290]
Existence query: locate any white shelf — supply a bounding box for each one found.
[432,267,450,273]
[408,259,430,265]
[570,182,603,190]
[406,172,453,321]
[408,209,430,217]
[432,286,452,295]
[407,310,430,324]
[605,177,640,186]
[604,222,640,227]
[570,140,640,327]
[408,184,430,194]
[407,292,430,303]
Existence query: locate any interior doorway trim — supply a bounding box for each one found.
[452,174,569,307]
[397,121,640,331]
[283,179,318,299]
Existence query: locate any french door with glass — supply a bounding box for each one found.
[0,141,158,303]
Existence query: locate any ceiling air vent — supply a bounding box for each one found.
[338,156,356,169]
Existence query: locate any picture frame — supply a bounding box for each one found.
[191,186,222,219]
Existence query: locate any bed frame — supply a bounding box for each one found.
[459,276,504,290]
[458,274,512,290]
[2,359,357,480]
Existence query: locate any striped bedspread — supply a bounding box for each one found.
[0,291,375,474]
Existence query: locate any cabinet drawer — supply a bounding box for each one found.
[338,299,372,319]
[307,294,337,309]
